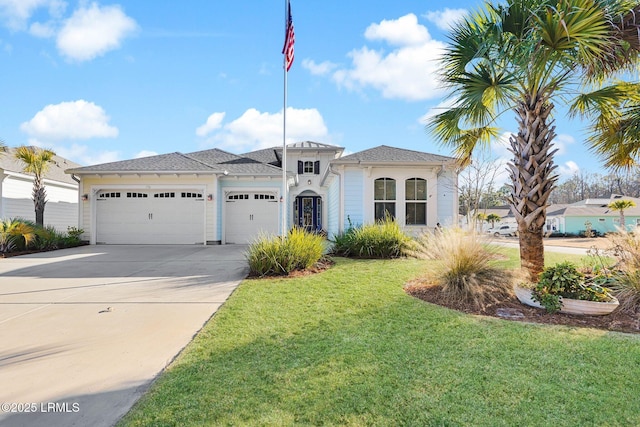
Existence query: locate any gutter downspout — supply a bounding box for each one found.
[329,165,343,235]
[71,173,83,235]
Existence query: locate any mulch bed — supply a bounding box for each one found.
[1,242,89,258]
[405,279,640,335]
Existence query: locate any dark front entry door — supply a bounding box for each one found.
[296,196,322,231]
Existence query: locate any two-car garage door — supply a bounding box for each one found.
[96,190,205,244]
[95,189,280,244]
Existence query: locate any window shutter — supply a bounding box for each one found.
[298,161,303,174]
[314,161,320,175]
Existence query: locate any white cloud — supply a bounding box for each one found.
[0,0,65,31]
[364,14,430,46]
[559,160,580,178]
[135,150,158,159]
[20,100,119,140]
[195,112,226,137]
[56,2,137,62]
[302,59,337,76]
[27,140,119,166]
[424,8,468,31]
[29,20,55,38]
[330,14,447,101]
[200,107,329,152]
[419,98,457,125]
[551,133,575,156]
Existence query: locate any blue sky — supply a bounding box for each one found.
[0,0,602,182]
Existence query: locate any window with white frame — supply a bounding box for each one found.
[374,178,396,220]
[405,178,426,225]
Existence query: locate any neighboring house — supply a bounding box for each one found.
[561,195,640,235]
[461,206,513,231]
[543,204,569,234]
[66,142,459,245]
[0,147,80,231]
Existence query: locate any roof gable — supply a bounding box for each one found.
[334,145,456,164]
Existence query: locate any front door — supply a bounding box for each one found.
[295,196,322,232]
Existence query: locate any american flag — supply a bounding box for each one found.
[282,1,294,72]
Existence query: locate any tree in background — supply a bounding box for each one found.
[14,146,56,227]
[457,150,503,227]
[429,0,640,280]
[486,213,502,228]
[551,169,640,204]
[608,199,636,230]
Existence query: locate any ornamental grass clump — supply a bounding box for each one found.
[606,230,640,312]
[410,228,514,309]
[331,216,411,259]
[246,227,325,277]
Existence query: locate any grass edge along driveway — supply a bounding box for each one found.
[120,252,640,426]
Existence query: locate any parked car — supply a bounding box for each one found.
[487,224,518,237]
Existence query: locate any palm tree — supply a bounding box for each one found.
[475,212,487,232]
[14,146,56,227]
[429,0,640,281]
[0,219,36,254]
[608,199,636,229]
[486,213,502,228]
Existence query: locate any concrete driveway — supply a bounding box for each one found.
[0,244,248,427]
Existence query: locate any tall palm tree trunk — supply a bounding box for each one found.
[33,176,47,227]
[507,95,559,281]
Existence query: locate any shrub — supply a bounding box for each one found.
[605,230,640,312]
[611,270,640,312]
[0,219,85,254]
[607,229,640,270]
[410,228,514,309]
[0,219,36,254]
[33,225,64,250]
[246,227,325,277]
[331,216,411,259]
[533,261,614,313]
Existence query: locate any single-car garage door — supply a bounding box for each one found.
[96,190,205,244]
[225,192,279,243]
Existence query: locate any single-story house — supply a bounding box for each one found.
[560,195,640,235]
[461,206,513,231]
[66,142,459,245]
[1,147,80,231]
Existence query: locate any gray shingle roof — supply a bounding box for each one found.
[67,152,218,173]
[67,148,283,175]
[65,144,455,176]
[241,147,281,166]
[564,205,640,217]
[0,147,80,185]
[334,145,457,164]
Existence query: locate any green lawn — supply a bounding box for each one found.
[120,249,639,426]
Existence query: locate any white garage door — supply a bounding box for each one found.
[96,190,205,244]
[225,192,279,244]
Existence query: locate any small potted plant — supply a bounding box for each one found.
[521,262,619,315]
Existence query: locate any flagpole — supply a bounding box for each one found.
[281,0,288,238]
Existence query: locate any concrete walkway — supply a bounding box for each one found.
[0,245,248,427]
[495,240,591,255]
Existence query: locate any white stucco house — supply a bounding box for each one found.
[66,142,459,245]
[1,147,80,231]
